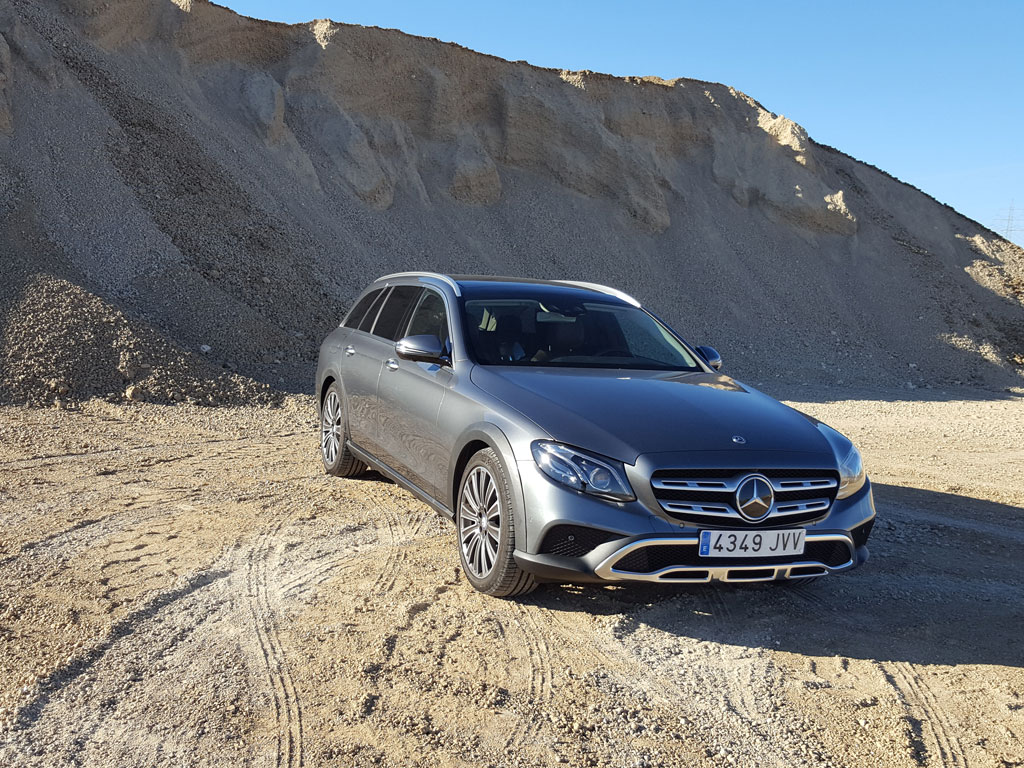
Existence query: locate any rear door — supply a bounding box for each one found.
[376,288,453,498]
[340,288,389,450]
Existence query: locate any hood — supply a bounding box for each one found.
[471,366,833,463]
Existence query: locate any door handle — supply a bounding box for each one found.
[344,345,355,356]
[385,358,399,371]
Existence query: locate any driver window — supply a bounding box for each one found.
[405,290,451,348]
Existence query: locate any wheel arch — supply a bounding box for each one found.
[317,370,353,439]
[318,375,336,413]
[449,424,528,543]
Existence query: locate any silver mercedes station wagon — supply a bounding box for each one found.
[316,273,875,596]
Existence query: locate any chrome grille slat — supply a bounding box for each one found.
[661,502,734,515]
[652,478,731,491]
[774,478,837,490]
[771,500,830,516]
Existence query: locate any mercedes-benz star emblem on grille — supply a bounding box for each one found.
[735,474,773,521]
[731,435,746,444]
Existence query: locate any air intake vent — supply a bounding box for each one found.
[539,525,623,558]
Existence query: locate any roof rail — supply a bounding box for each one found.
[556,280,641,307]
[376,271,462,296]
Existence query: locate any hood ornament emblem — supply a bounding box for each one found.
[732,435,746,444]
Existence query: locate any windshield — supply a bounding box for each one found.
[462,296,703,371]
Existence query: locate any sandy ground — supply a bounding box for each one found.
[0,388,1021,767]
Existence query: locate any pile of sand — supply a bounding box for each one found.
[0,0,1021,405]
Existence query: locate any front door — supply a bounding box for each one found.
[376,288,453,499]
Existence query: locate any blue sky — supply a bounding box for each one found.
[222,0,1023,244]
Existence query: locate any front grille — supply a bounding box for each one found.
[539,525,623,558]
[614,539,852,574]
[650,468,840,527]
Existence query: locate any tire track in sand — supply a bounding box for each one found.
[880,661,970,767]
[499,602,554,752]
[246,516,304,768]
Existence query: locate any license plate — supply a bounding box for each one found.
[699,529,805,558]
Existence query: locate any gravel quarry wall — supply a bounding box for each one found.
[0,0,1022,404]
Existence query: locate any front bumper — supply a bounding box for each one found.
[514,463,876,585]
[517,533,870,584]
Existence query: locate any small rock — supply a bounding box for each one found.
[124,384,140,401]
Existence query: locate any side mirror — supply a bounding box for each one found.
[396,334,447,365]
[696,345,722,371]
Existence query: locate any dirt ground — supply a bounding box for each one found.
[0,388,1021,768]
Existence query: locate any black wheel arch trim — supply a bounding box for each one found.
[448,424,528,548]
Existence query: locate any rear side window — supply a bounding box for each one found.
[372,286,422,340]
[343,289,383,329]
[357,289,389,332]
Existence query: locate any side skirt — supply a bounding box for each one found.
[346,440,455,522]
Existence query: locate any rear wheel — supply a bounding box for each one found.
[457,449,536,597]
[320,382,367,477]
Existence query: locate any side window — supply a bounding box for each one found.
[343,289,383,329]
[372,286,422,340]
[357,288,389,332]
[405,290,450,346]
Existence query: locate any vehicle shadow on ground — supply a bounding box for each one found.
[524,483,1024,668]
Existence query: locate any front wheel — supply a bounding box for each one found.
[320,382,367,477]
[457,449,536,597]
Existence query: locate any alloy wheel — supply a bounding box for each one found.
[459,466,502,578]
[321,391,342,465]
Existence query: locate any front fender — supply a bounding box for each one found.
[448,423,528,545]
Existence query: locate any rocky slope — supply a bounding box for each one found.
[0,0,1021,404]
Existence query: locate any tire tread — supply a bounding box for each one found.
[321,382,368,478]
[459,448,537,599]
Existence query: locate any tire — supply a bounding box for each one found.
[319,381,367,477]
[456,448,536,597]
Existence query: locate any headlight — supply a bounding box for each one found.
[836,443,866,499]
[816,423,867,499]
[531,441,635,502]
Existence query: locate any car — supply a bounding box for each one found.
[316,272,876,597]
